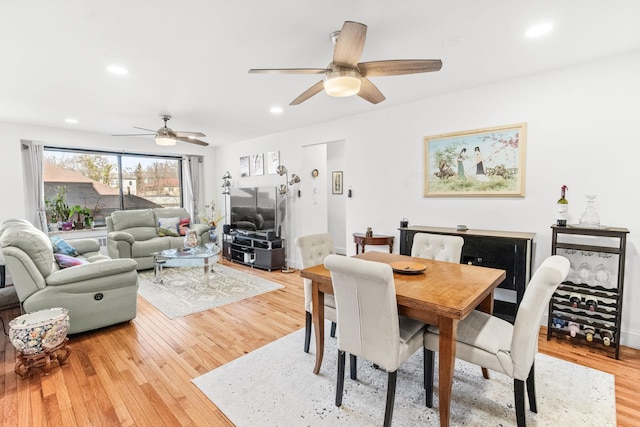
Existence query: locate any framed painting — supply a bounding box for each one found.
[252,153,264,176]
[239,156,250,177]
[267,151,279,174]
[332,171,343,194]
[423,123,527,197]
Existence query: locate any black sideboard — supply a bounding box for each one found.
[399,226,535,323]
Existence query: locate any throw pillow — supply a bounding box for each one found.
[54,253,88,269]
[178,217,190,236]
[158,216,180,233]
[158,227,180,237]
[50,236,79,256]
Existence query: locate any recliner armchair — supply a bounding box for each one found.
[1,219,139,334]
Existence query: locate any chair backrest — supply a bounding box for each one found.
[295,233,335,312]
[510,255,570,379]
[410,233,464,263]
[324,254,402,372]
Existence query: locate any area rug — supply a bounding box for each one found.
[192,326,616,426]
[137,264,283,319]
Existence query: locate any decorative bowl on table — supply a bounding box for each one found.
[9,307,70,355]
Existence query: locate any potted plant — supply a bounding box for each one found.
[45,186,72,231]
[69,205,92,230]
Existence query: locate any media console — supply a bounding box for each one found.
[222,231,285,271]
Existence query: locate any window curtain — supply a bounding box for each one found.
[183,155,203,223]
[21,140,48,231]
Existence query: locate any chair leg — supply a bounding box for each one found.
[304,311,312,353]
[350,354,357,380]
[514,378,526,427]
[336,350,346,407]
[425,349,435,408]
[383,370,398,427]
[330,321,337,338]
[526,363,537,413]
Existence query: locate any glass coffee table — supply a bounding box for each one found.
[152,245,221,286]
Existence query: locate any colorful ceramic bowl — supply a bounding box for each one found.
[9,307,69,355]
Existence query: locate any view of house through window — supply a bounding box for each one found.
[44,148,183,228]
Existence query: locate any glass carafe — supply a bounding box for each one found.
[579,194,600,227]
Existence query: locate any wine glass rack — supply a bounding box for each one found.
[547,225,629,359]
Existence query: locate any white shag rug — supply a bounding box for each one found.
[137,263,283,318]
[193,326,615,426]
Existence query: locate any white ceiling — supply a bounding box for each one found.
[2,1,639,146]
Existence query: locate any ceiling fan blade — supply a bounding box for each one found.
[112,133,155,137]
[358,59,443,77]
[133,126,158,132]
[358,78,385,104]
[290,80,325,105]
[249,68,329,75]
[175,131,206,138]
[176,136,209,147]
[333,21,367,67]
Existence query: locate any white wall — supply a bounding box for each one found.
[215,50,640,348]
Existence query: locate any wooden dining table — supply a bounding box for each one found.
[299,251,506,427]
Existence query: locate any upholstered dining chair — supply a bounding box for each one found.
[324,254,427,427]
[410,233,464,263]
[294,232,337,353]
[423,255,570,427]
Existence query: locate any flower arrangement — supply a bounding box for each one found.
[198,201,223,228]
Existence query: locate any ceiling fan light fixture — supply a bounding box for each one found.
[155,135,176,146]
[324,70,361,97]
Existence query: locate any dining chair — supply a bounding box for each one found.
[324,254,427,427]
[410,233,464,263]
[294,232,337,353]
[423,255,570,427]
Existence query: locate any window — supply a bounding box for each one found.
[44,148,183,227]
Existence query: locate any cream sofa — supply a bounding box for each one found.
[106,207,210,270]
[0,219,139,334]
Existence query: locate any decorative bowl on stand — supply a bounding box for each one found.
[9,307,70,355]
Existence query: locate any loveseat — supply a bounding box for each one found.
[0,219,139,334]
[106,207,210,270]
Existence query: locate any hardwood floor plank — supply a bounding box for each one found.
[2,259,638,426]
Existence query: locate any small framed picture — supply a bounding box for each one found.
[267,151,279,174]
[252,153,264,176]
[332,171,343,194]
[239,156,250,177]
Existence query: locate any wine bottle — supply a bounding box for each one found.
[583,323,596,342]
[556,185,569,226]
[568,321,580,337]
[599,328,614,346]
[552,317,566,329]
[569,292,581,308]
[585,296,598,312]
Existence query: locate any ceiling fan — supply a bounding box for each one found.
[249,21,442,105]
[113,115,208,146]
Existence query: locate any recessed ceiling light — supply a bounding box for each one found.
[64,118,78,124]
[107,65,128,75]
[270,106,283,114]
[526,22,553,38]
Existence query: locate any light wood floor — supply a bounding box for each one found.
[1,259,638,426]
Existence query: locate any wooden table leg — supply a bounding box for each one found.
[438,318,458,427]
[388,243,393,253]
[312,280,325,375]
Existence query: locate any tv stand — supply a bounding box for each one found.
[222,231,285,272]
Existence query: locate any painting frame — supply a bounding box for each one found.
[252,153,264,176]
[423,123,527,197]
[239,155,250,177]
[267,151,280,174]
[332,171,343,194]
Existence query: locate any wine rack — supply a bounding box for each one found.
[547,225,629,359]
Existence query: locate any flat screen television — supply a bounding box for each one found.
[229,187,284,236]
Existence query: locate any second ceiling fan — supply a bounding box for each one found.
[249,21,442,105]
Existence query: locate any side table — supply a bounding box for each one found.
[9,307,71,378]
[352,233,394,254]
